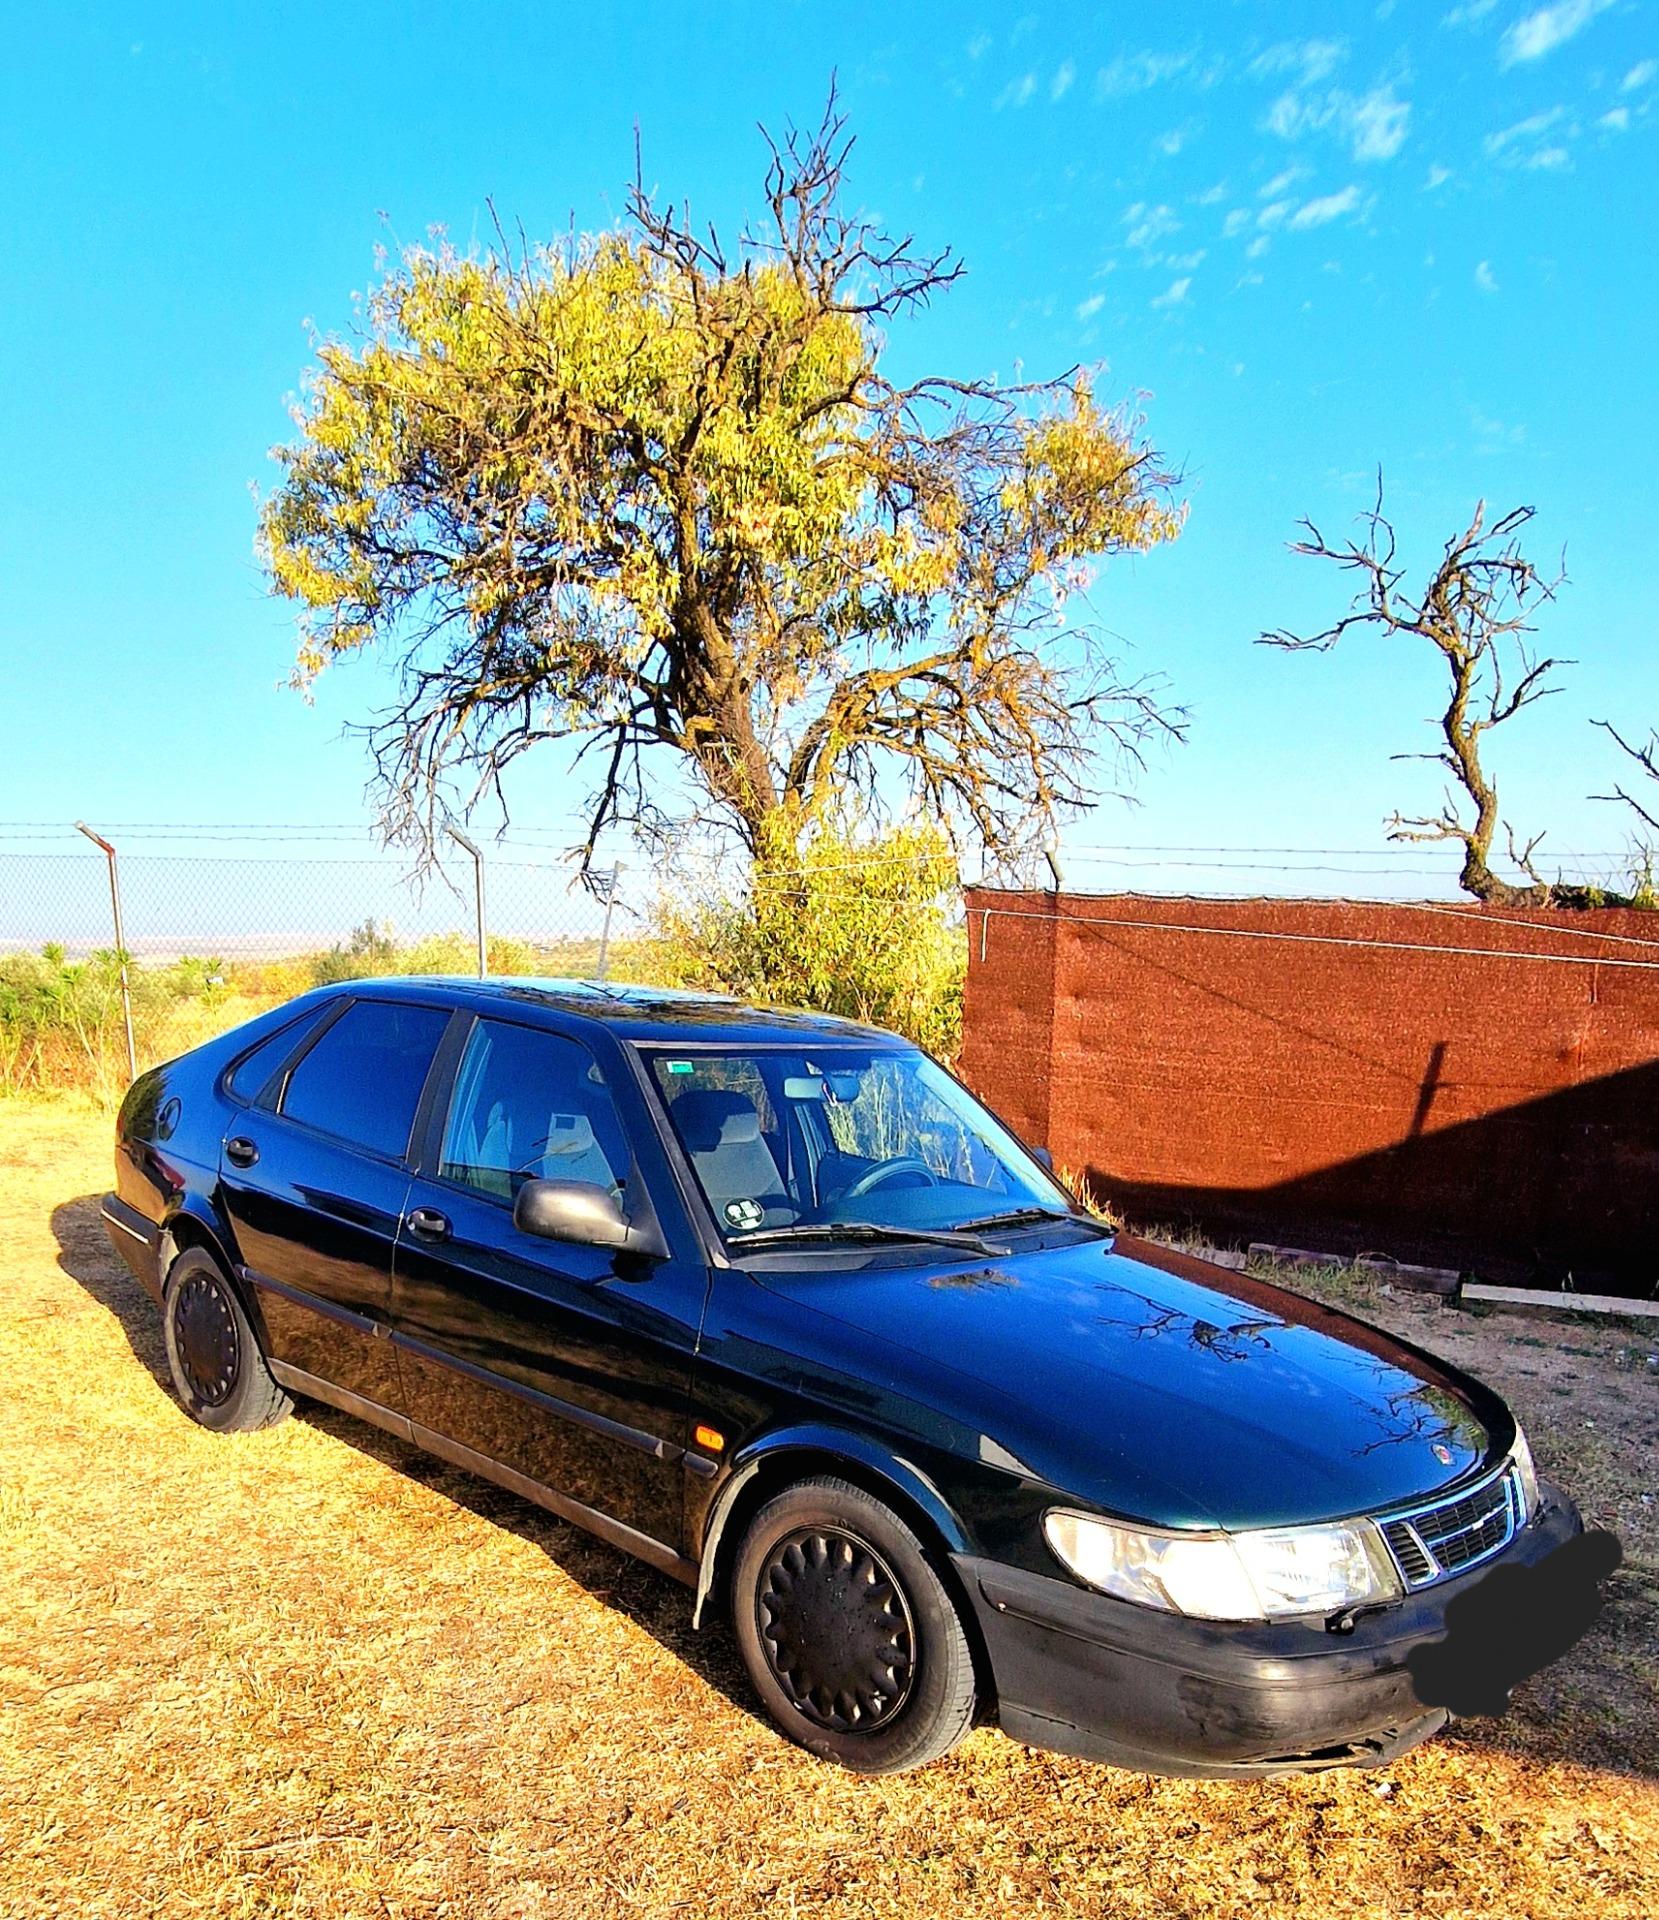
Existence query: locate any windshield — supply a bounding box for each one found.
[643,1044,1073,1240]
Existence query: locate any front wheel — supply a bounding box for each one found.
[161,1248,291,1433]
[731,1475,978,1773]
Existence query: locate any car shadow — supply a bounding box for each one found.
[50,1190,1657,1782]
[49,1191,762,1727]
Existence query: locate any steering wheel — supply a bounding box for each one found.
[842,1155,940,1199]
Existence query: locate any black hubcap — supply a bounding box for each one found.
[756,1527,916,1733]
[174,1273,239,1406]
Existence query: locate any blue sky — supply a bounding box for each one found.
[3,1,1654,899]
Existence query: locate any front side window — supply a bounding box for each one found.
[439,1019,629,1202]
[646,1046,1069,1239]
[279,999,448,1159]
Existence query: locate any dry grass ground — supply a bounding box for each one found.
[2,1097,1656,1920]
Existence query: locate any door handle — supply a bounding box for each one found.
[225,1136,259,1169]
[406,1206,451,1242]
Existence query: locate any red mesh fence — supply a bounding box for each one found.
[961,889,1659,1293]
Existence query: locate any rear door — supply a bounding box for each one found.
[218,995,453,1412]
[391,1014,709,1556]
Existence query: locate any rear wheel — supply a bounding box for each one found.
[161,1248,290,1433]
[732,1475,977,1773]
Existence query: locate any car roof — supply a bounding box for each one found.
[337,975,914,1049]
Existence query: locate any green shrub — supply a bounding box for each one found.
[654,824,966,1060]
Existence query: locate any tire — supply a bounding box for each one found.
[731,1474,977,1773]
[161,1247,291,1433]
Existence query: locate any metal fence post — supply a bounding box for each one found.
[74,821,137,1083]
[445,826,487,978]
[595,864,623,982]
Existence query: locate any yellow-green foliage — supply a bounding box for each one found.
[258,116,1183,864]
[1,922,704,1101]
[656,825,966,1060]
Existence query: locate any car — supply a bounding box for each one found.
[102,976,1585,1776]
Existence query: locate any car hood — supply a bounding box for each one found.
[751,1231,1510,1529]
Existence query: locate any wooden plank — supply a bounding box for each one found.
[1246,1243,1460,1295]
[1462,1283,1659,1321]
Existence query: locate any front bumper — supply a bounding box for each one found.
[956,1479,1582,1778]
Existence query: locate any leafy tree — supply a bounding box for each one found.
[656,821,965,1060]
[1261,482,1568,906]
[261,97,1183,869]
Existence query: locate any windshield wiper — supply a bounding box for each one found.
[957,1204,1114,1239]
[728,1222,1009,1258]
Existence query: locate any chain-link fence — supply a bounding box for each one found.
[0,827,636,965]
[0,824,656,1094]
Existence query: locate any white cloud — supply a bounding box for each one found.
[1166,248,1209,270]
[1483,106,1566,158]
[1051,61,1075,101]
[1598,105,1631,131]
[1257,198,1294,230]
[1076,292,1105,320]
[1349,89,1411,159]
[1475,258,1499,292]
[1155,120,1198,155]
[1289,185,1363,227]
[1442,0,1498,25]
[1425,162,1452,188]
[966,32,992,60]
[1265,84,1411,161]
[1623,59,1658,91]
[1259,165,1307,197]
[1096,51,1193,97]
[1122,201,1182,248]
[1151,276,1192,308]
[1249,39,1346,85]
[1246,235,1271,259]
[997,72,1038,109]
[1223,207,1252,237]
[1195,181,1229,204]
[1526,144,1571,168]
[1500,0,1613,67]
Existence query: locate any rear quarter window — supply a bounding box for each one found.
[226,1010,325,1106]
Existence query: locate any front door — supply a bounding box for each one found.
[391,1014,708,1553]
[218,995,452,1411]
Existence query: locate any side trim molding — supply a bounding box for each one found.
[409,1422,698,1586]
[264,1362,697,1588]
[267,1359,414,1442]
[242,1266,386,1339]
[390,1327,685,1464]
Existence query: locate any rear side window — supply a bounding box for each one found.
[280,1000,449,1160]
[227,1012,322,1105]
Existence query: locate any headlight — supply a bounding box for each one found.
[1043,1509,1403,1622]
[1510,1422,1539,1520]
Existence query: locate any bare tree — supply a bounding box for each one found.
[1260,479,1569,906]
[1592,721,1659,836]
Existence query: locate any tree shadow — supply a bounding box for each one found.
[48,1191,762,1728]
[49,1191,1655,1782]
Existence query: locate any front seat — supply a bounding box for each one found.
[670,1088,793,1229]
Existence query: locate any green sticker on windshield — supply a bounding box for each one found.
[666,1060,694,1074]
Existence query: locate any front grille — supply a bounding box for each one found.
[1379,1466,1519,1589]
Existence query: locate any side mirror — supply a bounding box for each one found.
[1031,1145,1055,1172]
[512,1178,666,1260]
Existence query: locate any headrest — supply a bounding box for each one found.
[542,1113,597,1158]
[674,1087,763,1151]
